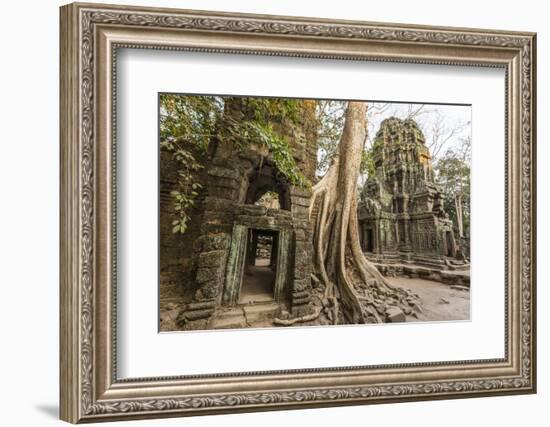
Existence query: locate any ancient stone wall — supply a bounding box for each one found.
[159,148,206,299]
[162,98,318,329]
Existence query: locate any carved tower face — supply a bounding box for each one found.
[371,117,433,196]
[359,117,459,265]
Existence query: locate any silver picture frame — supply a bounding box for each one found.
[60,2,536,422]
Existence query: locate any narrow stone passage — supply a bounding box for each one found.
[239,264,275,304]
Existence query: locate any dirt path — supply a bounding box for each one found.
[160,275,470,331]
[239,265,275,304]
[387,277,470,322]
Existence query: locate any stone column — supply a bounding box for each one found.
[179,163,241,330]
[289,186,315,317]
[181,232,231,330]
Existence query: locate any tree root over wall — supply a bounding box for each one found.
[307,102,420,325]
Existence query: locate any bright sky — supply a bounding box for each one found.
[314,100,471,180]
[366,102,472,161]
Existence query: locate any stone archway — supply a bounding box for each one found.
[244,160,291,211]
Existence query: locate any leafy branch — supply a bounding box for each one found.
[160,139,204,234]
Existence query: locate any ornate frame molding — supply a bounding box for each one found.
[60,2,536,423]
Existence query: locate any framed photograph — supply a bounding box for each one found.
[60,2,537,423]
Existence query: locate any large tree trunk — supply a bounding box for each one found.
[454,193,464,238]
[309,102,419,324]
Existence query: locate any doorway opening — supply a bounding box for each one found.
[365,228,374,252]
[446,231,455,257]
[239,229,279,304]
[244,161,291,211]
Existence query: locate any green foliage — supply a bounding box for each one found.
[360,147,376,177]
[176,311,188,327]
[315,100,347,176]
[159,94,310,234]
[159,94,222,147]
[160,139,204,235]
[220,97,309,187]
[159,94,218,234]
[434,137,471,237]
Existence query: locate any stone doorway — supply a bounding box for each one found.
[222,224,290,306]
[239,229,279,304]
[365,228,374,252]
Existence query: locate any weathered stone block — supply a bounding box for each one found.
[293,268,310,281]
[290,186,312,198]
[203,208,232,221]
[199,233,230,252]
[292,218,312,229]
[208,308,247,329]
[236,215,280,229]
[291,303,314,317]
[185,300,216,311]
[194,284,220,300]
[290,195,311,207]
[207,165,241,180]
[200,222,233,235]
[203,196,233,211]
[181,308,215,321]
[292,278,311,292]
[291,205,310,216]
[268,208,292,218]
[294,249,312,266]
[183,319,209,330]
[243,303,280,323]
[292,296,310,306]
[198,250,226,268]
[386,307,406,323]
[292,289,310,298]
[208,176,240,190]
[195,267,222,284]
[239,205,267,216]
[208,186,239,200]
[294,228,310,242]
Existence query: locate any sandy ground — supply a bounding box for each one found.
[387,277,470,322]
[160,274,470,331]
[239,265,275,304]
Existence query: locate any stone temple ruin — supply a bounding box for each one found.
[357,118,469,282]
[160,106,470,330]
[160,99,318,330]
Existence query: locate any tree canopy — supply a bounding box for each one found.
[433,137,471,238]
